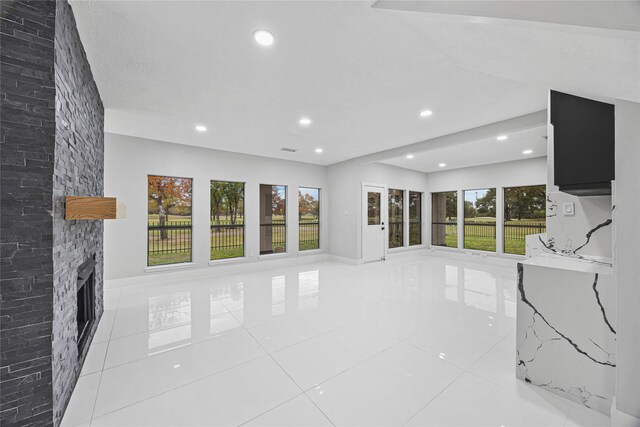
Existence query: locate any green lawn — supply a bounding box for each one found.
[148,218,319,265]
[148,214,192,224]
[434,220,544,255]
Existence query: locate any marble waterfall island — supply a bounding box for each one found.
[516,254,616,415]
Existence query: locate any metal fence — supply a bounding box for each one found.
[299,218,319,250]
[504,221,546,240]
[463,221,496,238]
[260,220,286,254]
[210,223,244,259]
[147,221,192,265]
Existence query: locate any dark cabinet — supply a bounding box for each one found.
[551,90,615,196]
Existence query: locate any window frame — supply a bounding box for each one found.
[259,184,288,255]
[431,190,458,249]
[502,184,547,256]
[210,180,246,261]
[147,174,193,267]
[298,187,321,251]
[408,191,422,246]
[462,188,497,252]
[388,188,405,249]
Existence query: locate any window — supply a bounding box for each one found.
[367,192,381,225]
[388,189,404,248]
[431,191,457,248]
[504,185,546,255]
[463,188,496,252]
[260,184,286,254]
[409,191,422,246]
[147,175,192,266]
[299,187,320,251]
[210,181,245,260]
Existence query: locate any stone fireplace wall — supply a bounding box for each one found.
[1,1,57,425]
[52,1,104,425]
[0,1,104,426]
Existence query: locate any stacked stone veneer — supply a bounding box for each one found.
[51,1,104,425]
[1,1,57,425]
[0,1,104,426]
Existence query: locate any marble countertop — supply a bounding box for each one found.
[521,253,613,275]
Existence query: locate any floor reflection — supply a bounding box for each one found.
[116,254,519,359]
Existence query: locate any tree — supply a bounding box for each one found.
[445,192,457,220]
[210,181,225,225]
[272,186,285,219]
[464,200,476,218]
[298,190,318,220]
[225,182,244,224]
[504,186,545,221]
[475,189,496,217]
[148,176,192,239]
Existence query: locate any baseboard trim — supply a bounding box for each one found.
[106,253,334,289]
[611,398,640,427]
[327,254,362,265]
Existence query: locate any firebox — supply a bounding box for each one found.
[76,256,97,355]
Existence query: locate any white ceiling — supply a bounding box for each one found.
[379,125,547,172]
[69,1,639,166]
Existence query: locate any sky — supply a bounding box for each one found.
[464,189,490,205]
[299,187,319,200]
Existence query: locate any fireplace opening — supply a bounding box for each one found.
[77,256,97,355]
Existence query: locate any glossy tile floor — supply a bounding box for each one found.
[61,253,610,427]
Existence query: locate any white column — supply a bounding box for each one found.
[457,190,464,249]
[496,187,504,254]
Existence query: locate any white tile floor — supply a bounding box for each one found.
[61,253,611,427]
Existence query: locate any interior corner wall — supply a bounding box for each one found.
[327,161,428,260]
[103,133,328,280]
[0,1,57,425]
[51,1,105,425]
[613,99,640,419]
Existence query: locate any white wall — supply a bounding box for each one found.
[104,133,328,279]
[426,157,547,192]
[425,158,547,253]
[613,99,640,420]
[327,161,429,260]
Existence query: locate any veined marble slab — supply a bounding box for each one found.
[516,258,616,415]
[540,192,613,265]
[525,233,546,258]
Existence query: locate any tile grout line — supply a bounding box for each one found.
[95,311,241,373]
[235,392,307,427]
[86,284,402,421]
[401,368,467,427]
[400,330,517,426]
[88,352,268,423]
[241,320,337,427]
[88,288,122,423]
[89,294,278,422]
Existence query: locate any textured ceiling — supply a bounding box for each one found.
[69,1,638,166]
[379,125,547,172]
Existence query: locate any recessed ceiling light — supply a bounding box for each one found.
[315,148,323,153]
[438,163,446,167]
[253,29,275,46]
[406,154,414,159]
[497,135,508,141]
[419,110,433,118]
[195,125,207,132]
[299,117,312,126]
[523,149,533,155]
